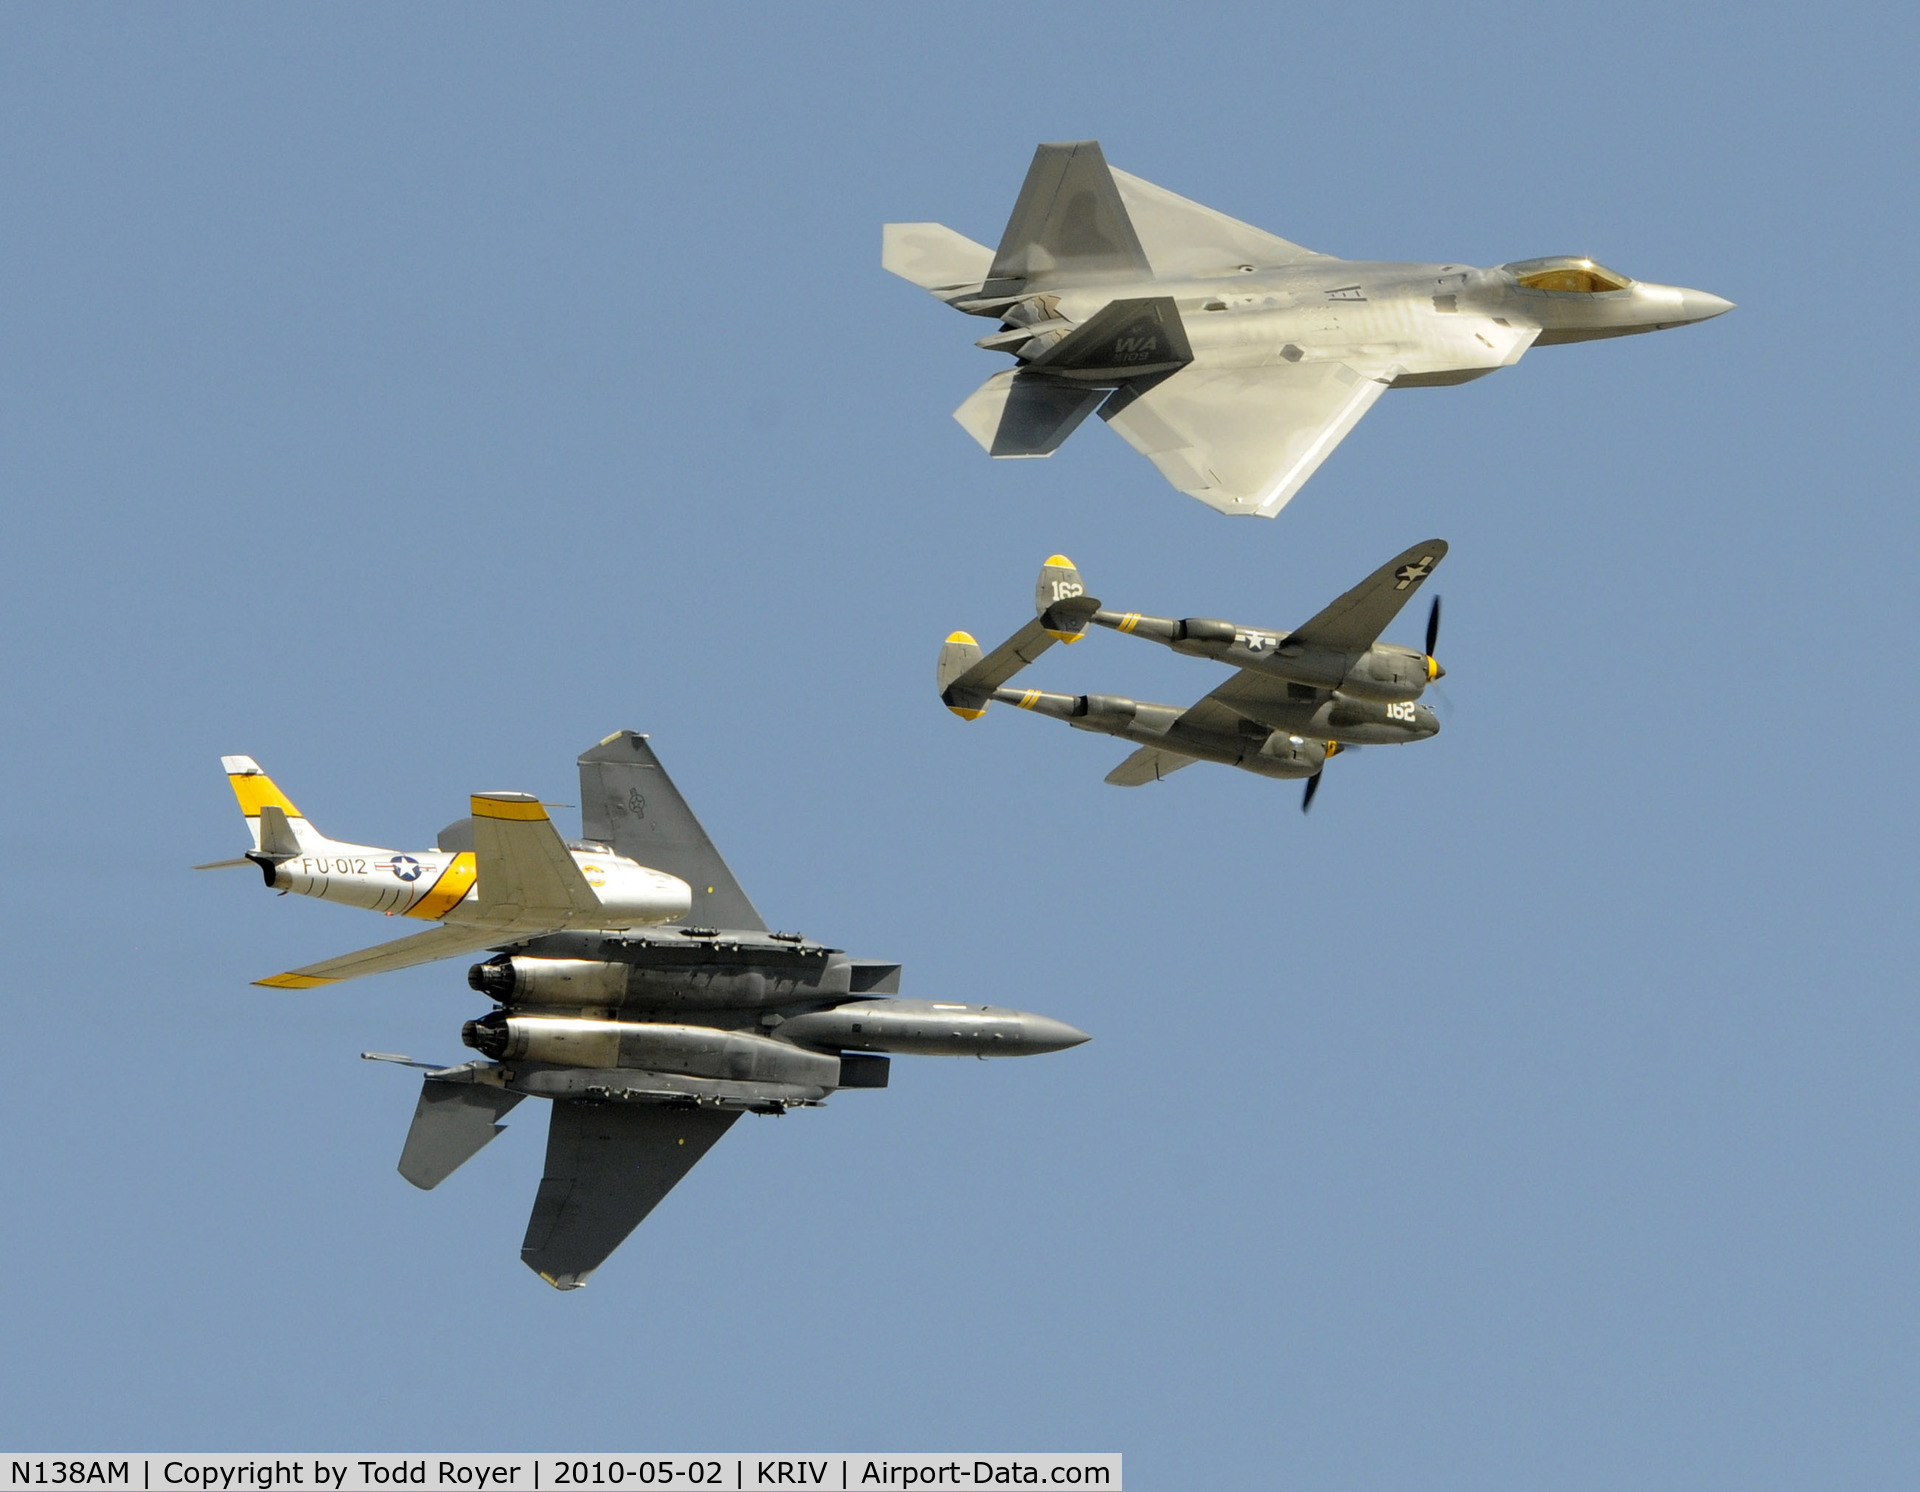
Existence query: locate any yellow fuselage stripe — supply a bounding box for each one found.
[407,852,477,920]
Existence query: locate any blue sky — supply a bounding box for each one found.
[0,3,1914,1484]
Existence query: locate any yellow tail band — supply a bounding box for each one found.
[472,793,548,822]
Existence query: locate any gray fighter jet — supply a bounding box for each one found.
[229,733,1088,1289]
[886,141,1732,517]
[939,546,1446,809]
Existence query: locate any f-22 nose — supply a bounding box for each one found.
[1678,288,1736,322]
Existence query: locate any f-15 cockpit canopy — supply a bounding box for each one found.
[1502,257,1634,293]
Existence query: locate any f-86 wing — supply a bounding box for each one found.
[254,922,511,990]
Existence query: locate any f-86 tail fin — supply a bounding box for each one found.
[221,756,323,853]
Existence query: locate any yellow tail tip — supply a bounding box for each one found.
[471,792,548,821]
[1044,554,1074,569]
[946,705,987,721]
[946,630,978,646]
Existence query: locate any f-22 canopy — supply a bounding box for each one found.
[885,141,1733,518]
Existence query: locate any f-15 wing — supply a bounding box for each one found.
[1102,359,1397,518]
[521,1100,740,1290]
[1286,539,1447,652]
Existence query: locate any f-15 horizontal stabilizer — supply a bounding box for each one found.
[521,1100,740,1290]
[578,732,766,933]
[1105,746,1198,787]
[954,370,1107,458]
[882,222,994,293]
[990,140,1151,285]
[398,1078,525,1190]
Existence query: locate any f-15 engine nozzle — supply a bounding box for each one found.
[468,957,515,1000]
[461,1009,509,1058]
[468,955,632,1005]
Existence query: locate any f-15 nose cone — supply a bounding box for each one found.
[1022,1015,1092,1054]
[1680,289,1735,322]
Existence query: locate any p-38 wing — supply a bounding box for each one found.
[1286,539,1449,653]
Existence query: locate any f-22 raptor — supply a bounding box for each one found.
[886,141,1732,518]
[203,733,1088,1289]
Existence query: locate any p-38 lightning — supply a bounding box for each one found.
[937,543,1447,809]
[202,733,1088,1289]
[885,140,1732,518]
